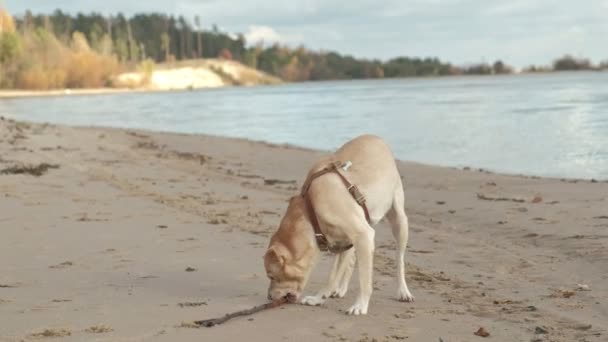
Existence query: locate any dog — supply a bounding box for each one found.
[263,134,414,315]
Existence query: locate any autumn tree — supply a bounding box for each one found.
[1,7,16,33]
[194,15,202,58]
[160,32,170,62]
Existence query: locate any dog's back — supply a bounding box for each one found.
[307,134,402,226]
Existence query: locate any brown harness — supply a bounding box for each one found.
[300,160,371,253]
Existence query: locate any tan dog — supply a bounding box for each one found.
[264,134,414,315]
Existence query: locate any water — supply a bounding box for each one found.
[2,72,607,180]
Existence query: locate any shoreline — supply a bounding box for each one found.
[3,117,606,183]
[2,70,605,100]
[0,83,286,99]
[0,87,151,99]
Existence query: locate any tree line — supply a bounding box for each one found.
[1,9,606,89]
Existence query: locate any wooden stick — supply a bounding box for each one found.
[194,297,289,327]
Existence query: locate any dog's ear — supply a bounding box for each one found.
[264,247,285,266]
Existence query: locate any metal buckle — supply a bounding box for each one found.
[348,184,366,204]
[315,234,329,251]
[331,160,342,169]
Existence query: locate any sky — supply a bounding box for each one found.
[4,0,608,68]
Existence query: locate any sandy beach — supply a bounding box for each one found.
[0,118,606,342]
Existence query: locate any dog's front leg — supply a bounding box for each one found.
[346,228,375,315]
[331,248,355,298]
[301,252,343,306]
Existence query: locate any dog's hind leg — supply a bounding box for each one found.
[387,183,414,302]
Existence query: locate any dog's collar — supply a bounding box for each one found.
[301,160,371,253]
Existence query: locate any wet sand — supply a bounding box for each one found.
[0,118,606,341]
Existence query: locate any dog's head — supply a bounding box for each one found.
[263,245,305,302]
[263,196,317,302]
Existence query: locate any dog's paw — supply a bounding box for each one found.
[398,288,415,302]
[345,302,368,315]
[330,286,348,298]
[300,295,325,306]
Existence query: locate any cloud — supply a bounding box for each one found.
[482,1,544,15]
[244,25,282,45]
[567,26,585,35]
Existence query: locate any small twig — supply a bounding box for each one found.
[194,297,289,327]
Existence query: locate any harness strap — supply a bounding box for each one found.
[301,160,371,252]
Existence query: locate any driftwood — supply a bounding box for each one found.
[476,193,525,203]
[194,297,289,327]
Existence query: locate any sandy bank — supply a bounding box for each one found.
[116,59,281,90]
[0,59,281,99]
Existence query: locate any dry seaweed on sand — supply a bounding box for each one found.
[30,328,71,338]
[49,261,73,269]
[85,325,113,333]
[0,163,59,176]
[264,178,297,186]
[178,301,207,307]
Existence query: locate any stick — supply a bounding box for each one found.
[194,297,289,327]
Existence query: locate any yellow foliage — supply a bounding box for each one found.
[3,29,121,89]
[17,66,67,90]
[0,7,16,33]
[66,50,120,88]
[71,31,91,53]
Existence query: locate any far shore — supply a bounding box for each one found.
[2,69,605,100]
